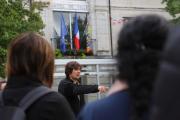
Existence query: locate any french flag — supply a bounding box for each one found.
[73,14,80,50]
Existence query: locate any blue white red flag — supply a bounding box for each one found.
[73,14,80,50]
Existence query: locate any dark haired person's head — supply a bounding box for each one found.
[65,61,81,79]
[6,32,54,88]
[116,14,169,120]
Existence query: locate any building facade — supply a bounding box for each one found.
[41,0,171,57]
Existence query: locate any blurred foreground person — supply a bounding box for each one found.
[58,61,108,116]
[1,32,75,120]
[77,14,169,120]
[151,27,180,120]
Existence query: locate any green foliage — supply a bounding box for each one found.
[55,48,87,59]
[63,49,84,56]
[80,53,86,59]
[0,0,46,78]
[172,17,180,24]
[0,47,7,78]
[65,50,75,56]
[162,0,180,24]
[76,50,86,57]
[55,49,63,59]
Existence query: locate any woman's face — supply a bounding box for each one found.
[69,68,81,80]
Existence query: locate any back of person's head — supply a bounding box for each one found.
[6,32,54,88]
[65,61,81,79]
[116,14,169,120]
[151,26,180,120]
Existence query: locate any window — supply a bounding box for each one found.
[52,12,92,56]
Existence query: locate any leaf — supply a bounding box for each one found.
[0,0,48,77]
[162,0,180,24]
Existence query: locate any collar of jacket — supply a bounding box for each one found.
[5,75,43,89]
[65,78,73,83]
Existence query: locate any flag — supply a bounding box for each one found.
[60,14,67,53]
[83,15,93,53]
[81,14,88,49]
[73,14,80,50]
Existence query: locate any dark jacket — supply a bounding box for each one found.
[2,76,75,120]
[58,78,98,116]
[151,27,180,120]
[77,90,131,120]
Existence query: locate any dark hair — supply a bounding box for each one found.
[116,14,169,120]
[6,32,54,87]
[65,61,81,79]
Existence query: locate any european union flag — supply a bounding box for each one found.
[60,14,67,53]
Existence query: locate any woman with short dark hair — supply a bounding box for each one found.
[65,61,82,80]
[58,61,108,116]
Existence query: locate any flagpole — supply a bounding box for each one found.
[69,13,73,50]
[108,0,113,57]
